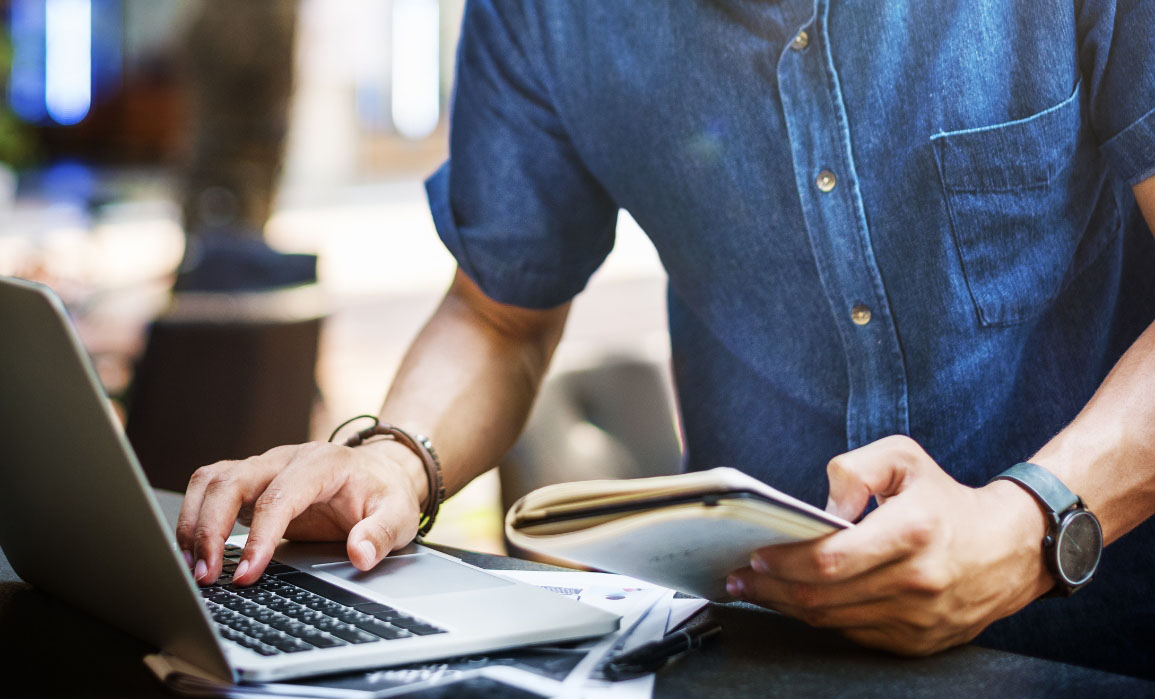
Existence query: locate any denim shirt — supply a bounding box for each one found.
[426,0,1155,675]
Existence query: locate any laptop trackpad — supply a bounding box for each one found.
[316,554,513,599]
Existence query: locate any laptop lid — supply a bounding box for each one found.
[0,276,619,683]
[0,276,234,681]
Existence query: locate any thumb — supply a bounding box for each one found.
[347,506,414,571]
[824,435,928,521]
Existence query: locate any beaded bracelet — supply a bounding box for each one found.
[329,415,445,538]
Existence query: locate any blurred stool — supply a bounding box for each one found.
[499,355,683,559]
[125,284,326,491]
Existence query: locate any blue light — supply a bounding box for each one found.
[9,0,48,123]
[45,0,92,125]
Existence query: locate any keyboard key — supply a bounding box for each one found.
[328,626,380,644]
[387,616,422,630]
[271,637,312,653]
[355,618,409,640]
[277,573,373,607]
[264,563,298,576]
[267,616,305,633]
[297,630,346,649]
[352,602,399,615]
[279,604,314,622]
[298,610,327,624]
[235,589,271,600]
[267,599,298,614]
[333,608,368,625]
[201,563,436,657]
[314,618,345,632]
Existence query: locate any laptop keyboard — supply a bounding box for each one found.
[199,544,447,656]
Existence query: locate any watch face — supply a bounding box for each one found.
[1056,510,1103,586]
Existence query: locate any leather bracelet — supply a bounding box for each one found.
[330,415,445,538]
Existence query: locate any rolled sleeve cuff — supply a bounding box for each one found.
[425,163,604,310]
[1101,105,1155,186]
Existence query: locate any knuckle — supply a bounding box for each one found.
[786,581,822,608]
[904,562,950,595]
[175,520,196,542]
[254,486,290,514]
[188,464,219,486]
[202,468,241,494]
[888,434,918,450]
[243,532,270,554]
[810,547,845,581]
[825,456,850,479]
[368,518,399,548]
[193,523,219,548]
[902,515,937,550]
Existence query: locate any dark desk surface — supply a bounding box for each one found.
[1,491,1152,698]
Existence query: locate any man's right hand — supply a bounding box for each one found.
[175,269,572,589]
[174,438,427,587]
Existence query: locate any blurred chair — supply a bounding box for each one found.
[499,355,683,558]
[125,284,325,492]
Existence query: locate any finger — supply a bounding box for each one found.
[727,569,953,649]
[751,498,936,583]
[189,465,255,584]
[176,464,219,566]
[824,435,929,522]
[191,452,287,584]
[728,562,898,611]
[234,455,332,585]
[346,495,420,571]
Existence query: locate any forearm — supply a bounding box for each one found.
[374,268,569,501]
[1029,321,1155,544]
[1029,176,1155,543]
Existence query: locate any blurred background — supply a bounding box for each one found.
[0,0,673,555]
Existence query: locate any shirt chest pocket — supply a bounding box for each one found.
[931,80,1120,327]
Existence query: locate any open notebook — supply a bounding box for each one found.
[506,467,851,599]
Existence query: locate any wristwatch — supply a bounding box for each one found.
[992,462,1102,596]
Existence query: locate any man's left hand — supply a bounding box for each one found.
[726,435,1055,655]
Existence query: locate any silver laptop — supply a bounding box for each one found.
[0,275,619,683]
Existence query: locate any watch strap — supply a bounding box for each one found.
[992,462,1079,516]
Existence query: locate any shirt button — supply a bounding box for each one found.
[790,31,810,51]
[816,170,837,192]
[851,304,872,325]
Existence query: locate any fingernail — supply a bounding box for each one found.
[234,559,250,581]
[359,540,376,563]
[750,555,768,573]
[181,550,193,568]
[726,576,744,598]
[193,559,207,581]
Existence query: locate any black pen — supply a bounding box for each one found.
[604,621,722,680]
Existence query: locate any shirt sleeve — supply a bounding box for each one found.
[1079,0,1155,186]
[426,0,619,309]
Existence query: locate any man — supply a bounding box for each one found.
[176,1,1155,678]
